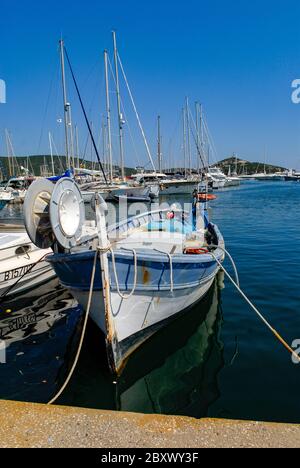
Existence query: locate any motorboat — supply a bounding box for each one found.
[207,167,227,189]
[132,172,198,195]
[0,230,55,298]
[225,176,240,187]
[0,177,34,204]
[79,180,159,204]
[284,170,300,181]
[254,172,284,181]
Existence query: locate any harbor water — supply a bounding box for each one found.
[0,180,300,423]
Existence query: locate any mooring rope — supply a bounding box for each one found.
[47,249,98,404]
[208,245,300,364]
[209,244,240,287]
[48,236,299,404]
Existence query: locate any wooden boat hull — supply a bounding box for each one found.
[47,233,223,373]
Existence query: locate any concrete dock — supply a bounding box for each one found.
[0,399,299,448]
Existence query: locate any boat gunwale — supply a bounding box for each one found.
[46,227,224,265]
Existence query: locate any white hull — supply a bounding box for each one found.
[0,232,55,298]
[70,273,215,344]
[111,185,158,199]
[225,178,240,187]
[81,185,159,203]
[212,179,226,189]
[160,181,198,195]
[0,262,54,297]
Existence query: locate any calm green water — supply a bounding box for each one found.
[1,181,300,422]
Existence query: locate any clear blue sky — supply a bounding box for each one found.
[1,0,300,169]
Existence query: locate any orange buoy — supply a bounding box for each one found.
[197,193,217,201]
[184,247,209,255]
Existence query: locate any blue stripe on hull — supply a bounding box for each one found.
[47,250,220,292]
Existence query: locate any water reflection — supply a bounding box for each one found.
[116,280,224,416]
[0,278,83,403]
[0,203,23,221]
[0,202,224,416]
[59,278,224,417]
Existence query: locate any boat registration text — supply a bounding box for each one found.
[2,264,34,282]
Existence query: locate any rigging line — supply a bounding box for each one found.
[50,134,65,173]
[188,108,208,168]
[82,57,102,89]
[117,52,157,173]
[161,113,181,170]
[86,67,104,119]
[6,132,21,175]
[204,117,218,159]
[202,116,219,163]
[107,55,141,168]
[187,107,207,169]
[63,46,108,184]
[170,113,182,168]
[36,61,59,155]
[208,246,300,364]
[82,129,90,163]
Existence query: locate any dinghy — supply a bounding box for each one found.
[23,177,225,374]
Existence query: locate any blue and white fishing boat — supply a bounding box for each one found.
[24,176,224,374]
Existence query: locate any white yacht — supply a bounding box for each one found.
[254,172,285,181]
[0,177,33,204]
[226,175,240,186]
[132,172,198,195]
[207,167,227,189]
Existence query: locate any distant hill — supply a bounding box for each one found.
[216,156,287,176]
[0,155,133,179]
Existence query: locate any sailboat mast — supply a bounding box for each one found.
[182,108,187,178]
[195,102,200,173]
[185,97,192,176]
[104,49,113,182]
[90,121,94,173]
[75,125,80,169]
[199,104,204,155]
[59,39,71,169]
[5,129,12,177]
[157,115,162,173]
[68,105,75,168]
[112,31,125,180]
[101,117,107,173]
[49,132,55,176]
